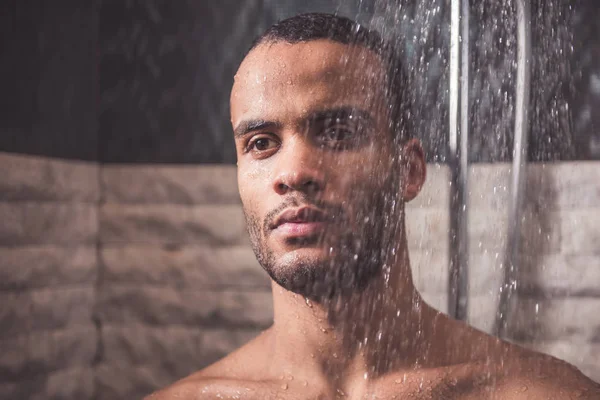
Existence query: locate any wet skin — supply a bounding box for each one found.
[146,40,600,399]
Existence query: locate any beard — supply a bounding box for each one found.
[243,174,402,301]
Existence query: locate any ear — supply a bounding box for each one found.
[401,138,426,202]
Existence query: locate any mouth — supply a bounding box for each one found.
[271,206,328,239]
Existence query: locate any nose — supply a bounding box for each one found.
[272,138,325,196]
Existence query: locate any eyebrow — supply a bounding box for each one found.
[233,107,375,139]
[307,107,374,125]
[233,119,282,139]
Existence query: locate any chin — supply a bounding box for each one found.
[270,247,379,301]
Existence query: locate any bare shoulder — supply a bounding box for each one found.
[494,351,600,399]
[143,377,274,400]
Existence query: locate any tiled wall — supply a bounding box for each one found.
[0,152,599,399]
[0,153,99,399]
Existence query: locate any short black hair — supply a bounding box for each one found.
[248,13,411,141]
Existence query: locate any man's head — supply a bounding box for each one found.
[230,13,426,300]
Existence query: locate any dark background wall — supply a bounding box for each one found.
[0,0,599,164]
[0,0,98,161]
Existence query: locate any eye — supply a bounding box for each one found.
[246,135,279,155]
[322,125,354,142]
[318,120,366,149]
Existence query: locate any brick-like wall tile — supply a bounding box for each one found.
[0,202,98,246]
[101,245,269,288]
[102,164,240,205]
[97,285,273,328]
[100,204,249,245]
[0,152,99,202]
[0,246,96,290]
[0,327,97,381]
[102,325,261,376]
[518,254,600,296]
[0,287,94,339]
[0,367,95,400]
[508,297,600,342]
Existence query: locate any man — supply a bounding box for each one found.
[148,13,599,399]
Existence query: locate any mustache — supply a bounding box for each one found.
[262,196,347,235]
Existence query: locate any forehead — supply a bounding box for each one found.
[230,40,388,127]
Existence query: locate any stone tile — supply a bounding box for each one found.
[97,285,273,328]
[0,245,96,290]
[517,254,600,296]
[542,162,600,210]
[94,363,176,400]
[0,366,95,400]
[558,210,600,255]
[406,209,449,251]
[0,326,97,380]
[507,297,600,343]
[468,251,505,297]
[410,249,449,294]
[0,152,99,202]
[467,163,511,210]
[419,291,448,314]
[0,202,98,246]
[462,162,600,211]
[467,294,501,334]
[408,163,450,209]
[102,164,240,205]
[0,287,94,339]
[101,245,269,288]
[99,204,248,245]
[102,325,260,375]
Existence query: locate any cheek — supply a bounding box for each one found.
[335,148,393,193]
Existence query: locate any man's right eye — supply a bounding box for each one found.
[246,136,279,153]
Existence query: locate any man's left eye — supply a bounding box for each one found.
[323,126,354,141]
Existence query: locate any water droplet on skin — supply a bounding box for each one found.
[305,298,313,308]
[333,352,338,358]
[520,385,528,392]
[287,375,294,381]
[364,372,369,380]
[303,381,308,387]
[336,388,346,396]
[281,383,288,390]
[310,353,315,358]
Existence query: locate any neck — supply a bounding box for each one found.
[267,230,441,385]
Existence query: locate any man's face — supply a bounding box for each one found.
[231,39,416,298]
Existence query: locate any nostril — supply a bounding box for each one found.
[277,182,289,193]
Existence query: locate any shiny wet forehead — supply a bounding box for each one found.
[230,40,390,128]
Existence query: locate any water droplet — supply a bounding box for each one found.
[287,375,294,381]
[281,383,288,390]
[520,385,528,392]
[303,381,308,387]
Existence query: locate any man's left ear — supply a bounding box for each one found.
[402,138,427,202]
